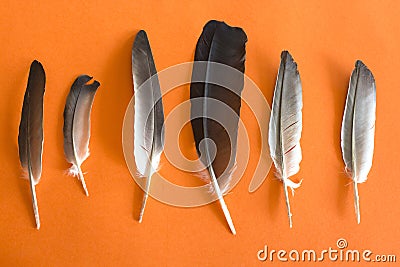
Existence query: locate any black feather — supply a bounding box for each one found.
[190,20,247,234]
[18,60,46,229]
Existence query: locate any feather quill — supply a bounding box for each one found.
[132,30,165,223]
[18,60,45,229]
[269,51,303,228]
[63,75,100,196]
[341,60,376,224]
[190,20,247,234]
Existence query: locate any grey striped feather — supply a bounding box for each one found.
[341,60,376,224]
[268,51,303,228]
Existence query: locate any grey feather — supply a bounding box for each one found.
[63,75,100,196]
[341,60,376,223]
[132,30,164,222]
[268,51,302,228]
[18,60,45,229]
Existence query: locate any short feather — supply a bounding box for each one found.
[63,75,100,194]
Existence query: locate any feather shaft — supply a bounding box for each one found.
[283,180,292,228]
[138,166,155,223]
[28,172,40,229]
[353,181,360,224]
[77,167,89,196]
[209,168,236,235]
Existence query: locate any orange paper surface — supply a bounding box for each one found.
[0,1,399,266]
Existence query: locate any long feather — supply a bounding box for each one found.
[18,60,45,229]
[132,30,165,223]
[341,60,376,224]
[190,20,247,234]
[63,75,100,196]
[269,51,303,228]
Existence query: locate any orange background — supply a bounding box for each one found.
[0,0,399,266]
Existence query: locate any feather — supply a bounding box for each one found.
[132,30,165,223]
[269,51,303,228]
[18,60,45,229]
[341,60,376,224]
[63,75,100,196]
[190,20,247,234]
